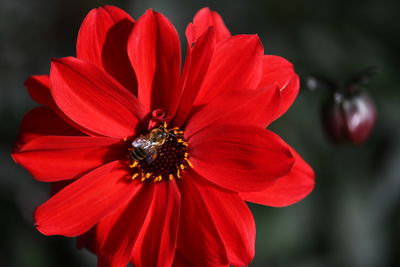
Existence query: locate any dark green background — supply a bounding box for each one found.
[1,0,399,266]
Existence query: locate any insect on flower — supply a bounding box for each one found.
[129,122,190,182]
[129,125,169,162]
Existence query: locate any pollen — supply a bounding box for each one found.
[128,123,191,182]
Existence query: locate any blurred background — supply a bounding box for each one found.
[1,0,399,266]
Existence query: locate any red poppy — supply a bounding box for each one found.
[12,6,314,267]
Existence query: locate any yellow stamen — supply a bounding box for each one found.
[180,164,186,170]
[184,152,189,158]
[182,142,189,146]
[169,174,174,180]
[177,168,182,179]
[145,173,152,178]
[185,158,193,168]
[131,173,139,180]
[154,175,162,182]
[129,161,139,168]
[177,139,184,143]
[163,122,168,128]
[173,130,184,135]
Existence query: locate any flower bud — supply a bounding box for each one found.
[322,89,377,144]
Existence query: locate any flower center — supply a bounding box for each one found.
[128,122,192,182]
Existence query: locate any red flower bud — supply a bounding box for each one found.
[322,89,377,144]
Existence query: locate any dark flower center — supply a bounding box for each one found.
[128,123,192,182]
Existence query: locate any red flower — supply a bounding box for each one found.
[12,6,314,267]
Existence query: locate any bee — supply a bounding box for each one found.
[130,127,168,163]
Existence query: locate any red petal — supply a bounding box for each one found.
[95,183,151,267]
[50,57,145,138]
[240,148,315,207]
[77,6,132,67]
[185,56,300,132]
[214,85,281,129]
[178,172,255,266]
[194,35,264,106]
[25,75,55,108]
[77,6,137,95]
[34,161,136,237]
[172,26,216,126]
[192,8,231,43]
[13,135,123,182]
[14,107,82,148]
[25,75,102,137]
[184,86,280,138]
[188,125,294,192]
[128,9,181,116]
[132,181,181,267]
[259,55,300,120]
